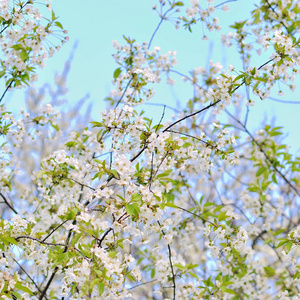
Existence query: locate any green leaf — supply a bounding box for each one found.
[218,211,229,222]
[113,67,122,80]
[203,276,214,287]
[98,282,104,295]
[234,74,245,82]
[285,240,293,252]
[245,77,251,85]
[65,141,77,148]
[90,278,100,291]
[256,166,267,177]
[20,51,29,61]
[270,131,282,137]
[50,120,59,131]
[285,56,293,62]
[174,1,184,6]
[251,67,256,76]
[15,282,34,295]
[188,271,199,279]
[71,232,83,247]
[65,207,78,220]
[0,69,5,78]
[11,44,23,50]
[204,202,216,207]
[110,169,120,179]
[272,229,285,236]
[221,287,237,295]
[174,263,185,270]
[55,21,63,29]
[165,202,177,208]
[125,203,140,218]
[90,121,103,127]
[131,193,142,202]
[264,266,275,277]
[151,268,155,278]
[108,251,117,258]
[11,292,22,299]
[126,274,137,282]
[293,271,300,280]
[156,169,172,179]
[276,239,289,248]
[1,235,18,246]
[272,173,278,184]
[55,252,67,265]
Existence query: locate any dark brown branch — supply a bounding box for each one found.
[149,151,170,188]
[16,236,66,247]
[0,192,18,214]
[42,220,69,242]
[175,205,218,228]
[158,220,176,300]
[0,80,13,103]
[98,213,128,247]
[130,145,148,162]
[13,258,47,299]
[63,177,95,191]
[163,100,221,133]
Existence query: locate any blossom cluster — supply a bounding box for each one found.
[0,0,68,90]
[110,39,177,105]
[1,0,300,299]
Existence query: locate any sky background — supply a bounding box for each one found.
[7,0,300,153]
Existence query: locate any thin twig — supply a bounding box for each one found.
[42,220,69,242]
[166,129,224,151]
[163,100,221,133]
[0,192,18,214]
[175,205,218,228]
[13,258,46,299]
[16,236,66,247]
[156,105,166,133]
[98,213,128,247]
[157,220,176,300]
[141,102,181,113]
[64,177,95,191]
[114,78,132,108]
[149,18,164,50]
[268,97,300,104]
[130,145,148,162]
[149,151,170,188]
[264,0,289,32]
[226,109,300,197]
[0,80,14,103]
[128,279,157,290]
[215,0,238,9]
[0,24,9,35]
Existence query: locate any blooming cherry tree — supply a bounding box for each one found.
[1,0,300,299]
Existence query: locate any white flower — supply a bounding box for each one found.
[94,187,114,199]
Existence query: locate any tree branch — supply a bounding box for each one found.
[226,109,300,197]
[157,220,176,300]
[0,192,18,214]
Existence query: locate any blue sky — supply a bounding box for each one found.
[8,0,300,153]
